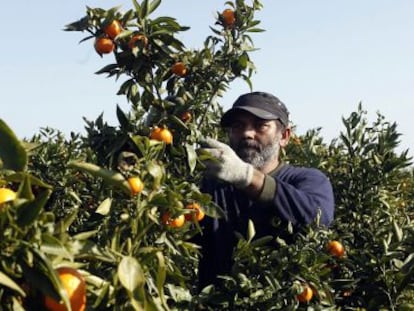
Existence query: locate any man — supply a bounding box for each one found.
[197,91,334,289]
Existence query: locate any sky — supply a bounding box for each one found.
[1,0,414,159]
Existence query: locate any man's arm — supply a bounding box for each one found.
[255,167,334,226]
[243,168,266,198]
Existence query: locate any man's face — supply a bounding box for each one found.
[228,110,286,169]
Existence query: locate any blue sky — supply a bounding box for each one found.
[2,0,413,158]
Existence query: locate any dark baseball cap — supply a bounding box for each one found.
[220,91,290,127]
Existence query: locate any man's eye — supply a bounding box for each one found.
[256,123,268,130]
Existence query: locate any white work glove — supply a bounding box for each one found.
[199,137,254,188]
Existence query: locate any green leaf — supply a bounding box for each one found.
[149,193,170,207]
[140,0,149,19]
[72,230,99,241]
[155,251,168,308]
[250,235,274,247]
[242,75,253,91]
[0,119,28,171]
[17,173,35,201]
[147,161,164,189]
[5,172,52,189]
[68,161,130,194]
[168,115,188,131]
[151,16,189,33]
[117,78,135,96]
[132,0,141,14]
[95,198,112,216]
[95,63,119,75]
[16,189,52,227]
[148,0,162,15]
[78,35,95,44]
[185,143,197,173]
[0,271,26,297]
[247,219,256,242]
[118,256,145,292]
[57,208,79,233]
[40,233,73,259]
[116,105,132,132]
[246,27,265,33]
[63,16,90,32]
[392,219,403,242]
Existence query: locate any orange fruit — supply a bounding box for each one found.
[127,177,144,195]
[128,34,148,49]
[342,290,353,297]
[296,283,313,303]
[222,9,236,27]
[94,36,115,54]
[185,203,205,222]
[180,111,192,123]
[150,127,173,144]
[0,188,16,206]
[171,62,187,77]
[44,267,86,311]
[327,240,345,258]
[161,213,185,228]
[104,20,122,39]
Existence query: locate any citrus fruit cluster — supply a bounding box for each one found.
[94,19,188,79]
[295,240,346,304]
[161,202,205,228]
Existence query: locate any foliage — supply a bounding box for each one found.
[1,0,414,310]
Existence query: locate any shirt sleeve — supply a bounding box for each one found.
[257,167,334,226]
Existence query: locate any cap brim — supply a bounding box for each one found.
[221,106,279,127]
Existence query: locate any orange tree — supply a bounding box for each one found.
[281,106,414,309]
[1,0,265,309]
[2,0,414,310]
[65,0,263,310]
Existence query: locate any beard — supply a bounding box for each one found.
[231,138,280,169]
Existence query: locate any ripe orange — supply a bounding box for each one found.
[296,283,313,303]
[327,240,345,258]
[180,111,192,123]
[128,34,148,49]
[171,62,187,77]
[161,213,185,228]
[94,36,115,54]
[222,9,236,27]
[342,290,353,297]
[44,267,86,311]
[150,127,173,144]
[104,20,122,39]
[184,203,205,222]
[127,176,144,195]
[0,188,16,206]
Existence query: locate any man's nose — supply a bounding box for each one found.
[241,124,256,138]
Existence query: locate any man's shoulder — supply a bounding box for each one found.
[273,163,329,180]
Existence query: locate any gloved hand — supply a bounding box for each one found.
[199,137,254,188]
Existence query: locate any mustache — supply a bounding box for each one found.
[236,139,262,151]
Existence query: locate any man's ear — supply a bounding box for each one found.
[280,126,291,148]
